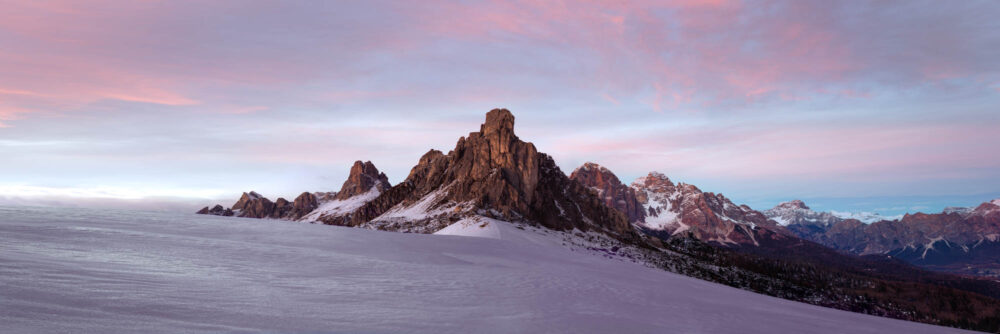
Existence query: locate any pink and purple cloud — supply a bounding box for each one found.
[1,0,998,214]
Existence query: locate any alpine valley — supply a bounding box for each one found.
[196,109,1000,332]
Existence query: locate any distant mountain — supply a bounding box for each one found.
[630,171,789,246]
[763,200,899,226]
[763,200,841,227]
[570,163,788,247]
[197,190,319,220]
[764,199,1000,277]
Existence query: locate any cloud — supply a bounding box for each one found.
[0,0,997,211]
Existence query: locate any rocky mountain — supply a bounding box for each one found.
[762,200,843,238]
[197,190,321,220]
[197,161,390,222]
[197,108,1000,278]
[630,171,790,246]
[333,161,390,200]
[569,163,789,247]
[303,161,392,224]
[763,200,841,226]
[765,199,1000,277]
[327,109,632,236]
[569,162,645,223]
[198,109,630,239]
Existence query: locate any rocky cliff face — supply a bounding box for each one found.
[569,162,645,223]
[335,109,631,235]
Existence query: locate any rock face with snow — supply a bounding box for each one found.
[630,171,787,246]
[766,199,1000,277]
[232,191,264,212]
[197,161,393,222]
[334,161,390,200]
[337,109,631,235]
[234,191,279,218]
[307,161,392,224]
[569,162,645,223]
[567,163,789,247]
[763,200,841,227]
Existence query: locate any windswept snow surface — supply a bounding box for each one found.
[0,206,974,334]
[434,216,506,240]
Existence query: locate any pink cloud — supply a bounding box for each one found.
[0,0,993,126]
[547,120,998,184]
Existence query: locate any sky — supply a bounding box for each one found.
[1,0,998,215]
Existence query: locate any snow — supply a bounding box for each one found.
[638,190,679,230]
[553,200,566,217]
[922,236,946,259]
[644,206,678,230]
[771,215,791,226]
[374,186,464,221]
[0,205,975,334]
[298,187,381,222]
[434,216,505,240]
[943,206,973,215]
[830,211,902,224]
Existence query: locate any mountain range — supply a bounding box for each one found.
[764,199,1000,278]
[198,108,1000,332]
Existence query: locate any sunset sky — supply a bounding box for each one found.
[1,0,998,215]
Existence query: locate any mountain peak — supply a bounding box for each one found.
[572,162,616,180]
[341,108,631,234]
[570,162,643,222]
[633,171,674,189]
[334,160,390,200]
[776,200,810,210]
[480,108,516,137]
[232,191,264,211]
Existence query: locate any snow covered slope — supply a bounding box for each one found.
[299,187,382,222]
[0,206,973,334]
